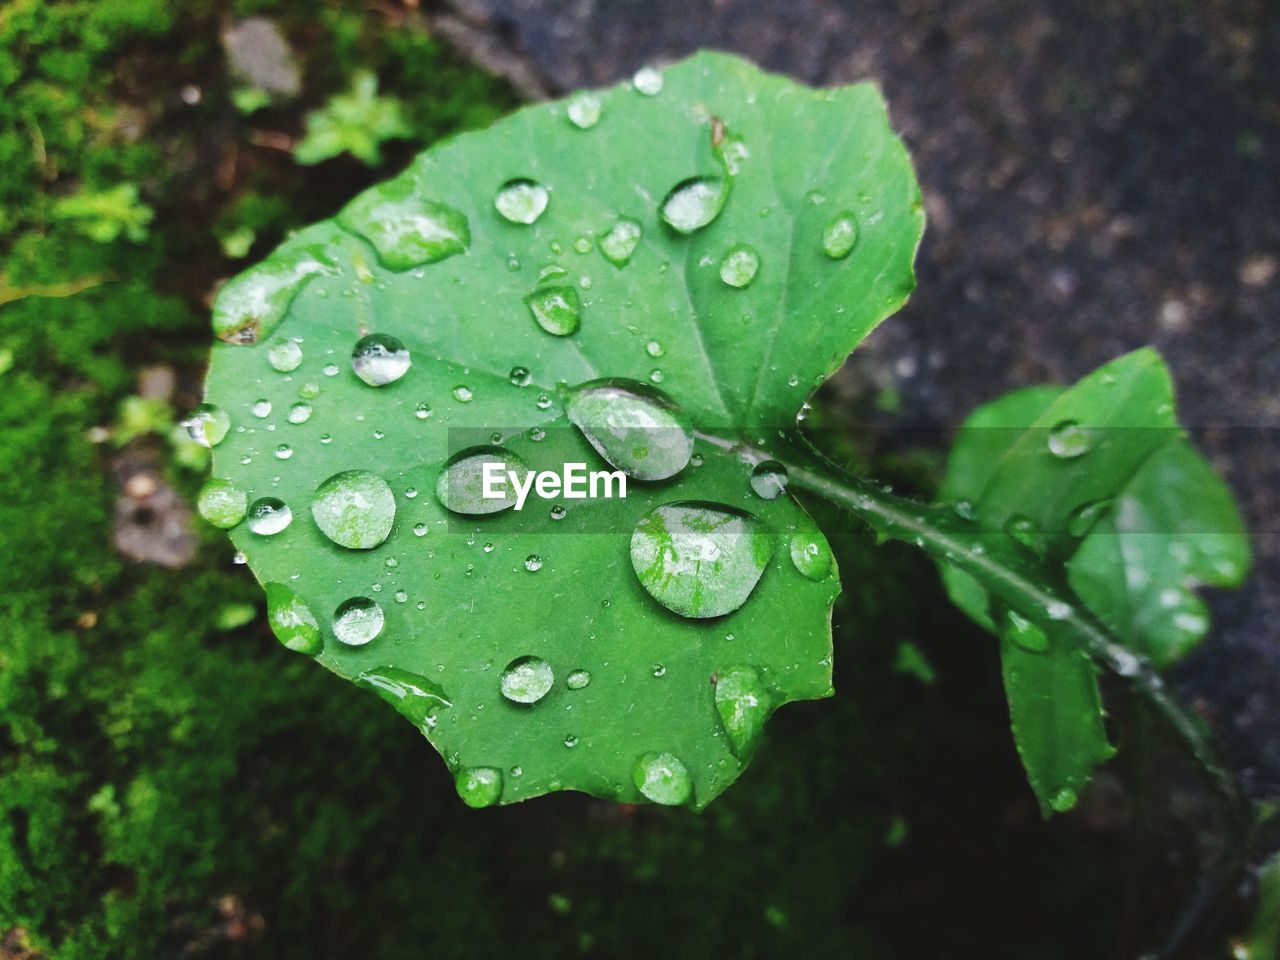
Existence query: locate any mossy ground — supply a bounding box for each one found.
[0,3,1242,957]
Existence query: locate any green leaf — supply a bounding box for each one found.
[202,52,924,807]
[294,71,411,167]
[937,347,1250,813]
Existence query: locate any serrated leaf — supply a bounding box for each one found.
[937,347,1250,813]
[202,52,924,807]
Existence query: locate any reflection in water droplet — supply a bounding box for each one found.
[265,583,323,654]
[524,555,543,572]
[567,92,603,129]
[197,478,247,529]
[247,497,292,535]
[632,66,663,96]
[1047,420,1093,459]
[337,178,470,269]
[509,366,532,387]
[789,532,832,581]
[356,666,451,731]
[566,670,591,690]
[599,217,642,266]
[500,656,554,704]
[715,664,773,757]
[436,447,529,515]
[524,286,581,336]
[632,752,692,806]
[332,596,383,645]
[630,501,775,618]
[661,177,727,234]
[456,766,503,808]
[822,212,858,259]
[311,470,396,549]
[268,339,303,372]
[185,404,231,448]
[495,179,549,225]
[352,333,411,386]
[565,379,693,481]
[719,244,760,288]
[750,461,789,500]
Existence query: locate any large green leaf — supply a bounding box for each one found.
[199,53,924,808]
[937,348,1250,813]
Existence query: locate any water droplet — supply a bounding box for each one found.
[661,177,727,234]
[573,236,592,254]
[566,670,591,690]
[565,379,693,481]
[1047,420,1093,459]
[274,443,293,460]
[719,244,760,288]
[212,244,333,343]
[251,398,272,419]
[567,91,603,129]
[413,522,428,536]
[336,179,469,269]
[323,363,340,377]
[645,339,665,358]
[509,366,532,387]
[632,66,663,96]
[1046,600,1073,621]
[197,478,247,529]
[267,339,303,372]
[715,664,773,757]
[332,596,384,646]
[599,217,641,266]
[500,656,555,704]
[1005,515,1047,557]
[412,401,432,420]
[789,531,832,581]
[286,401,312,424]
[536,393,554,410]
[953,499,977,522]
[299,382,321,399]
[356,666,450,731]
[524,554,544,573]
[452,384,474,403]
[247,497,292,535]
[631,501,775,618]
[524,285,581,336]
[311,470,396,549]
[1048,786,1078,813]
[563,735,578,748]
[1005,609,1050,653]
[436,447,529,515]
[455,766,503,808]
[550,504,566,521]
[1066,499,1112,537]
[632,752,692,806]
[651,664,666,678]
[351,333,411,386]
[495,179,549,225]
[184,404,231,447]
[750,460,789,500]
[264,583,322,654]
[822,212,858,259]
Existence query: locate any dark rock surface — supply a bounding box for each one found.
[440,0,1280,794]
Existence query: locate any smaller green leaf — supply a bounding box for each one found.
[295,71,410,167]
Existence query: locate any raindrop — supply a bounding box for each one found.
[1005,515,1047,557]
[565,379,693,481]
[252,398,272,418]
[452,385,474,403]
[536,393,554,410]
[509,366,533,387]
[524,555,543,572]
[822,212,858,259]
[356,666,451,731]
[1066,499,1112,537]
[267,339,303,372]
[352,333,411,386]
[336,179,469,268]
[265,583,323,654]
[287,401,312,424]
[436,447,530,515]
[524,285,581,336]
[1047,420,1093,459]
[630,501,775,618]
[719,244,760,288]
[455,767,503,808]
[563,735,578,748]
[789,531,832,581]
[661,177,727,234]
[247,497,292,535]
[632,66,663,96]
[184,404,230,448]
[566,670,591,690]
[500,656,555,704]
[414,401,432,419]
[324,363,340,377]
[750,460,789,500]
[299,382,321,399]
[550,505,566,521]
[332,596,384,646]
[645,340,665,358]
[495,179,549,225]
[715,664,773,757]
[599,217,642,266]
[274,443,293,460]
[567,92,603,129]
[1048,787,1078,813]
[211,244,333,344]
[632,752,692,806]
[197,478,247,529]
[311,470,396,549]
[1005,609,1050,654]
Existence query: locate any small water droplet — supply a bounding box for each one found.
[567,91,603,129]
[719,244,760,288]
[274,443,293,460]
[550,504,566,521]
[750,460,789,500]
[455,766,503,808]
[247,497,292,535]
[536,393,554,410]
[715,664,773,757]
[352,333,411,386]
[1047,420,1093,459]
[251,398,272,418]
[822,212,858,259]
[495,179,550,225]
[599,217,641,266]
[524,285,581,336]
[632,66,663,95]
[287,401,312,424]
[563,734,578,748]
[661,177,727,234]
[566,669,591,690]
[500,656,555,704]
[267,339,303,372]
[311,470,396,549]
[1066,499,1112,537]
[645,340,665,358]
[332,596,384,646]
[632,751,692,806]
[509,366,532,387]
[184,404,231,447]
[323,363,340,377]
[265,583,323,654]
[651,664,666,678]
[524,554,543,572]
[298,382,321,399]
[413,522,428,537]
[1048,786,1078,813]
[789,532,832,581]
[197,478,248,529]
[1006,609,1050,653]
[452,384,474,403]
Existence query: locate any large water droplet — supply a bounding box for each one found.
[247,497,292,535]
[435,447,530,515]
[1048,786,1078,813]
[495,179,549,225]
[265,582,323,654]
[500,656,555,704]
[524,285,581,336]
[661,177,727,234]
[750,461,789,500]
[351,333,411,386]
[715,664,773,757]
[566,92,602,129]
[455,766,503,808]
[1047,420,1093,459]
[632,66,663,96]
[212,244,333,344]
[565,379,693,481]
[630,502,775,618]
[719,244,760,288]
[1005,608,1050,653]
[197,478,247,528]
[822,212,858,259]
[599,217,642,266]
[356,666,451,731]
[311,470,396,549]
[789,531,832,581]
[333,596,383,646]
[336,177,469,269]
[632,751,692,806]
[184,404,231,448]
[267,339,303,372]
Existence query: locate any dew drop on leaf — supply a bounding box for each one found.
[750,460,789,500]
[509,365,532,387]
[212,245,333,344]
[632,751,692,806]
[336,179,469,269]
[500,655,555,704]
[455,766,503,808]
[414,401,432,419]
[435,447,529,515]
[274,443,293,460]
[565,379,693,481]
[247,497,292,535]
[1005,608,1050,654]
[267,338,303,372]
[566,669,591,690]
[311,470,396,549]
[197,478,247,529]
[630,502,775,618]
[566,92,603,129]
[599,217,642,266]
[495,178,550,225]
[351,333,411,386]
[252,398,272,418]
[822,212,858,259]
[661,177,727,234]
[287,401,312,424]
[265,582,323,654]
[632,66,664,96]
[184,404,231,447]
[1005,514,1047,557]
[1048,786,1078,813]
[788,531,832,581]
[356,666,451,731]
[714,664,773,757]
[452,385,474,403]
[524,555,543,572]
[719,244,760,288]
[332,596,384,646]
[1047,420,1093,459]
[524,285,581,336]
[1066,498,1112,537]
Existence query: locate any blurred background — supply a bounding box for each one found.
[1,1,1276,957]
